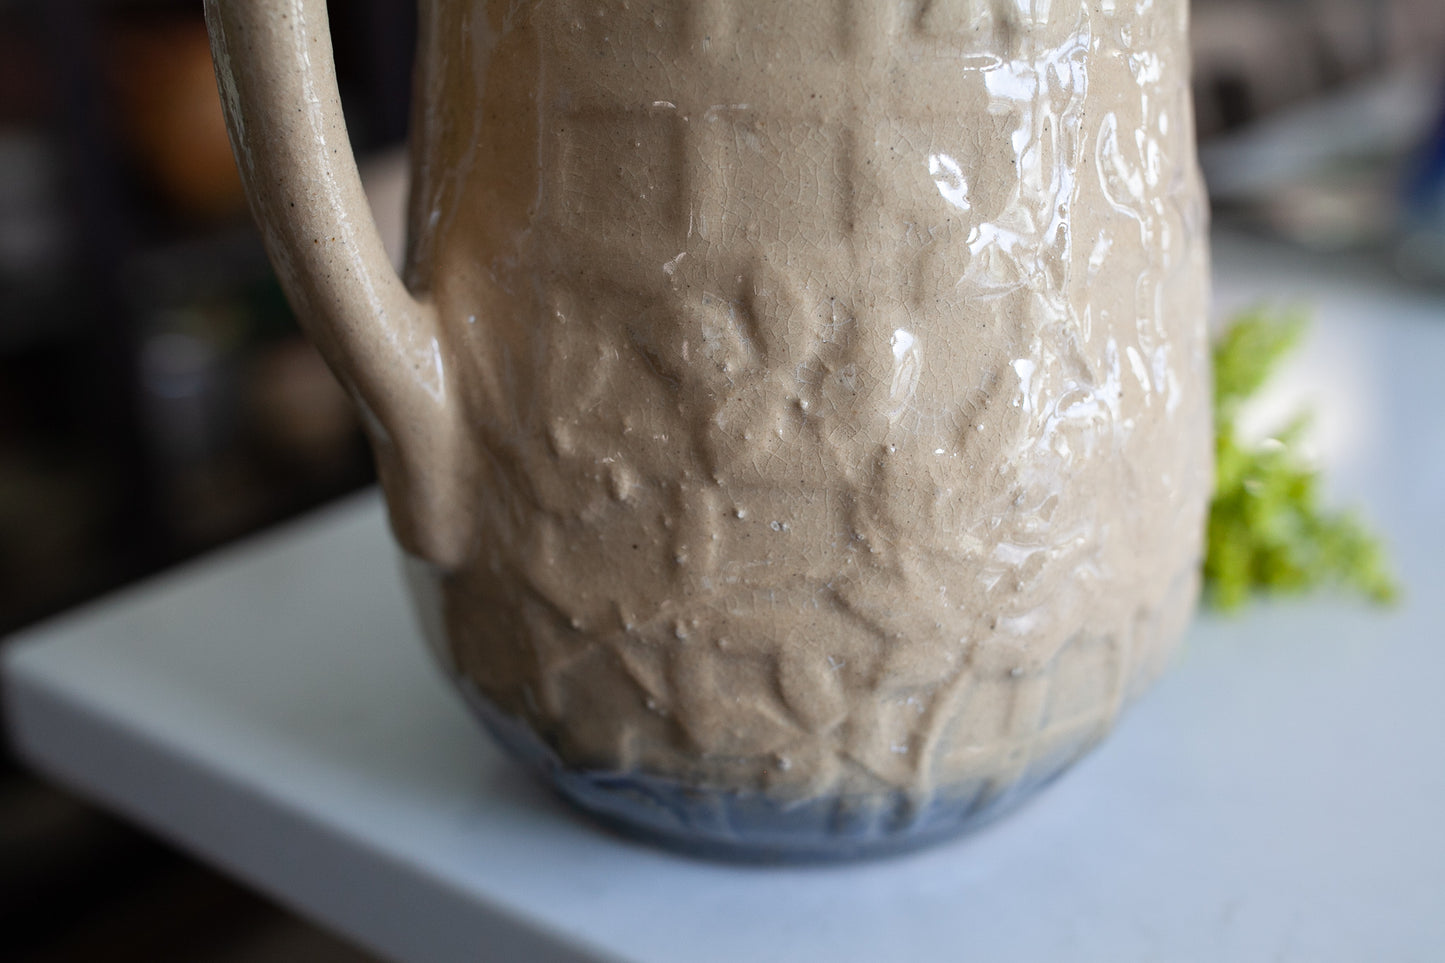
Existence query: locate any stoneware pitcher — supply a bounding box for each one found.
[206,0,1210,860]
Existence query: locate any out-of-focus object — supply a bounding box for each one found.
[1192,0,1445,138]
[0,133,67,285]
[140,324,235,469]
[110,18,246,221]
[0,456,108,632]
[1205,307,1397,612]
[1201,62,1445,287]
[358,148,409,271]
[247,338,361,478]
[1192,0,1445,284]
[1201,66,1440,246]
[1396,82,1445,283]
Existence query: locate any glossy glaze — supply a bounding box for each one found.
[210,0,1209,856]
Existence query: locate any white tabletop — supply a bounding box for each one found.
[5,234,1445,963]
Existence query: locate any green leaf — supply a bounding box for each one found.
[1211,306,1307,421]
[1203,307,1399,612]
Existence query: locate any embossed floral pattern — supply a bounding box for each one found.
[406,0,1210,804]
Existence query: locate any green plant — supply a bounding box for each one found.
[1205,307,1399,612]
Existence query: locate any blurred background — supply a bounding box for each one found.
[0,0,1442,959]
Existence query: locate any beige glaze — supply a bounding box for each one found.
[209,0,1210,805]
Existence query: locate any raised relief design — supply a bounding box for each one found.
[418,0,1208,811]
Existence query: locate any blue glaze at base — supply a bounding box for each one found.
[459,681,1096,863]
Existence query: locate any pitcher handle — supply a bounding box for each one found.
[205,0,473,568]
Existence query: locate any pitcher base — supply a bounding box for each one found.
[460,680,1095,863]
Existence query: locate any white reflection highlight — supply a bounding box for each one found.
[1011,357,1037,414]
[888,328,921,420]
[927,153,971,211]
[891,327,916,362]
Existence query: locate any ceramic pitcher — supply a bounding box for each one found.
[207,0,1210,859]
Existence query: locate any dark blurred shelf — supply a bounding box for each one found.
[0,3,402,961]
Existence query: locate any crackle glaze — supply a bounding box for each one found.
[209,0,1210,859]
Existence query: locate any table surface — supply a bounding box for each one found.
[5,235,1445,963]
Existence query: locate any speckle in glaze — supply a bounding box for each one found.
[403,0,1210,806]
